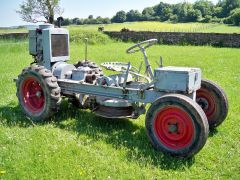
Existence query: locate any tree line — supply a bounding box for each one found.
[17,0,240,26]
[61,0,240,26]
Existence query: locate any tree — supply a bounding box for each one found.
[174,3,192,22]
[218,0,240,17]
[153,2,170,16]
[228,8,240,25]
[111,11,127,23]
[193,0,214,17]
[76,19,84,25]
[126,10,142,22]
[95,16,103,24]
[213,6,224,18]
[202,15,212,22]
[187,9,202,22]
[72,17,80,24]
[153,2,173,21]
[17,0,63,24]
[161,7,173,21]
[102,18,111,24]
[172,2,202,22]
[88,15,94,19]
[142,7,155,20]
[61,18,72,26]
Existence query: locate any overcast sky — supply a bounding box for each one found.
[0,0,219,27]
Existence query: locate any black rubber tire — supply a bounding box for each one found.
[196,79,228,128]
[16,65,61,122]
[146,94,209,157]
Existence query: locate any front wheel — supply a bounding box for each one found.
[196,79,228,128]
[146,94,209,157]
[16,65,61,122]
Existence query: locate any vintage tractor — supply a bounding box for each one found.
[16,24,228,157]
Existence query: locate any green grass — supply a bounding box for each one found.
[0,39,240,179]
[69,28,113,44]
[0,28,27,34]
[67,21,240,34]
[1,22,240,35]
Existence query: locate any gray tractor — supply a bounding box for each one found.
[16,24,228,157]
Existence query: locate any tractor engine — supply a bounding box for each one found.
[29,23,103,83]
[51,60,103,84]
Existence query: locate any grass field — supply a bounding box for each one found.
[0,36,240,179]
[1,21,240,34]
[0,28,27,34]
[68,21,240,34]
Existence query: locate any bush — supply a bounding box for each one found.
[170,14,178,23]
[229,8,240,26]
[210,16,222,23]
[201,15,212,23]
[111,11,127,23]
[69,30,112,45]
[223,17,232,24]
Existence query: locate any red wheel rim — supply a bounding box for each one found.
[154,106,195,150]
[21,77,45,113]
[196,88,216,120]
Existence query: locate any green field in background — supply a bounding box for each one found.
[1,21,240,34]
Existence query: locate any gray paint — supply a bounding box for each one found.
[154,67,201,93]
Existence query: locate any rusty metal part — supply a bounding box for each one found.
[86,74,97,84]
[74,60,103,75]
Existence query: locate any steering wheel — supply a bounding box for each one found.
[126,39,158,54]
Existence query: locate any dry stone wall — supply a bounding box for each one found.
[1,32,239,48]
[104,31,240,48]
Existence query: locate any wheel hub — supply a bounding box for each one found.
[22,77,45,113]
[36,91,42,98]
[197,97,209,111]
[168,123,178,133]
[154,107,194,150]
[197,88,216,119]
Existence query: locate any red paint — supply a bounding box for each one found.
[154,106,194,150]
[22,77,45,113]
[197,88,216,120]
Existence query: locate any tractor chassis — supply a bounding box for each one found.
[58,79,195,104]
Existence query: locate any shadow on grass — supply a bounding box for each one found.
[209,128,218,137]
[0,101,196,170]
[0,103,34,128]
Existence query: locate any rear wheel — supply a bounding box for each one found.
[146,94,209,157]
[196,79,228,128]
[16,65,61,122]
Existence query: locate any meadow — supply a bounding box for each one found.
[68,21,240,34]
[1,21,240,34]
[0,28,27,34]
[0,30,240,179]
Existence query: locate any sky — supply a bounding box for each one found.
[0,0,219,27]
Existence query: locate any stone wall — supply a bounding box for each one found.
[1,31,239,48]
[104,31,240,48]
